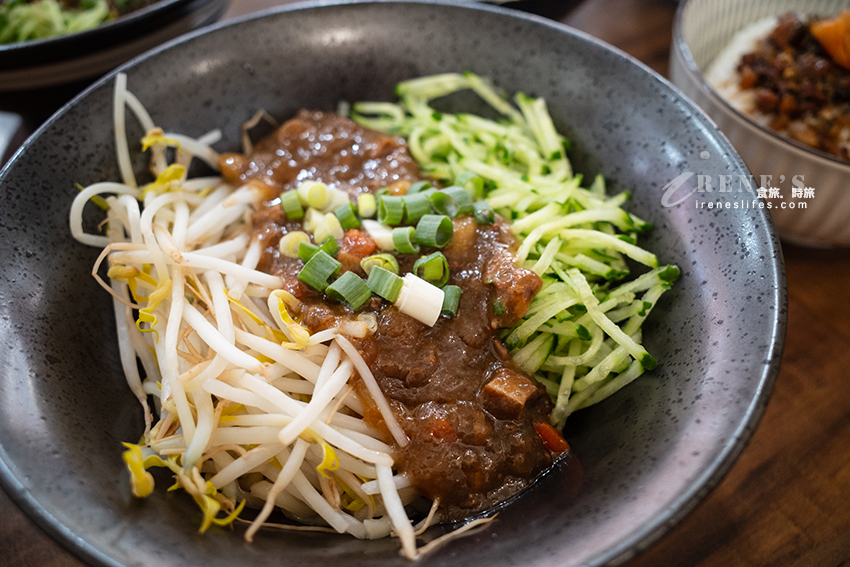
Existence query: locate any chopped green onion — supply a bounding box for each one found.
[415,214,453,248]
[358,193,377,218]
[280,190,304,220]
[394,273,444,327]
[412,251,449,287]
[407,181,432,194]
[402,192,432,224]
[297,250,341,291]
[303,207,323,233]
[313,213,345,242]
[319,237,340,257]
[378,195,405,225]
[362,219,395,250]
[361,253,400,275]
[392,226,420,254]
[430,186,473,218]
[279,231,310,258]
[325,186,351,212]
[335,202,361,230]
[366,266,403,302]
[456,171,485,199]
[298,242,319,262]
[298,237,338,263]
[493,299,505,316]
[314,212,344,244]
[429,191,457,218]
[441,285,462,317]
[297,180,329,209]
[445,186,474,214]
[473,201,495,224]
[326,271,372,310]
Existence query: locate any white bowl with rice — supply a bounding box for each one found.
[670,0,850,247]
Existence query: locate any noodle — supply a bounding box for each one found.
[70,73,423,558]
[71,70,676,560]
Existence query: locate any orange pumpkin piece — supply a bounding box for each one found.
[811,11,850,70]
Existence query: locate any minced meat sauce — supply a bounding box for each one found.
[218,110,560,519]
[737,12,850,159]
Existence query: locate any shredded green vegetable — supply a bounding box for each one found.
[352,72,679,428]
[85,72,679,556]
[0,0,141,44]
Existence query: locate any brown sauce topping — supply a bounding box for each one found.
[218,111,560,519]
[737,13,850,159]
[219,109,420,197]
[219,110,421,299]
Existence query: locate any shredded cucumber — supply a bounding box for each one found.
[352,72,679,428]
[0,0,112,44]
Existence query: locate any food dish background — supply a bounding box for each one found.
[0,1,845,567]
[0,0,231,91]
[670,0,850,247]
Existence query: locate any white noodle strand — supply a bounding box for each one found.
[278,360,352,446]
[335,336,408,447]
[70,182,139,246]
[87,75,448,559]
[113,73,136,188]
[184,388,215,469]
[245,438,310,542]
[377,464,416,559]
[234,329,320,382]
[165,267,196,446]
[183,303,265,374]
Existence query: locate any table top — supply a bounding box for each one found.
[3,1,850,566]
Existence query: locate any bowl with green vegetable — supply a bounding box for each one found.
[0,1,786,566]
[0,0,229,90]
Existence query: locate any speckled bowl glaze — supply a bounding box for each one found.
[670,0,850,247]
[0,2,785,566]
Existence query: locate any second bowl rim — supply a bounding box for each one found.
[673,0,850,171]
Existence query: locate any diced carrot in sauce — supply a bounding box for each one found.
[428,418,457,442]
[385,180,412,195]
[341,229,377,257]
[534,421,570,455]
[337,229,378,274]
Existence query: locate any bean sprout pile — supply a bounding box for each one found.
[69,71,676,560]
[69,74,486,559]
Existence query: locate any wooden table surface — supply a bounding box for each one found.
[3,0,850,566]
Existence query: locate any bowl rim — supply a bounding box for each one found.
[0,2,787,566]
[0,0,230,91]
[672,0,850,171]
[0,0,200,67]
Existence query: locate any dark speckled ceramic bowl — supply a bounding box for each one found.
[0,1,785,566]
[0,0,230,91]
